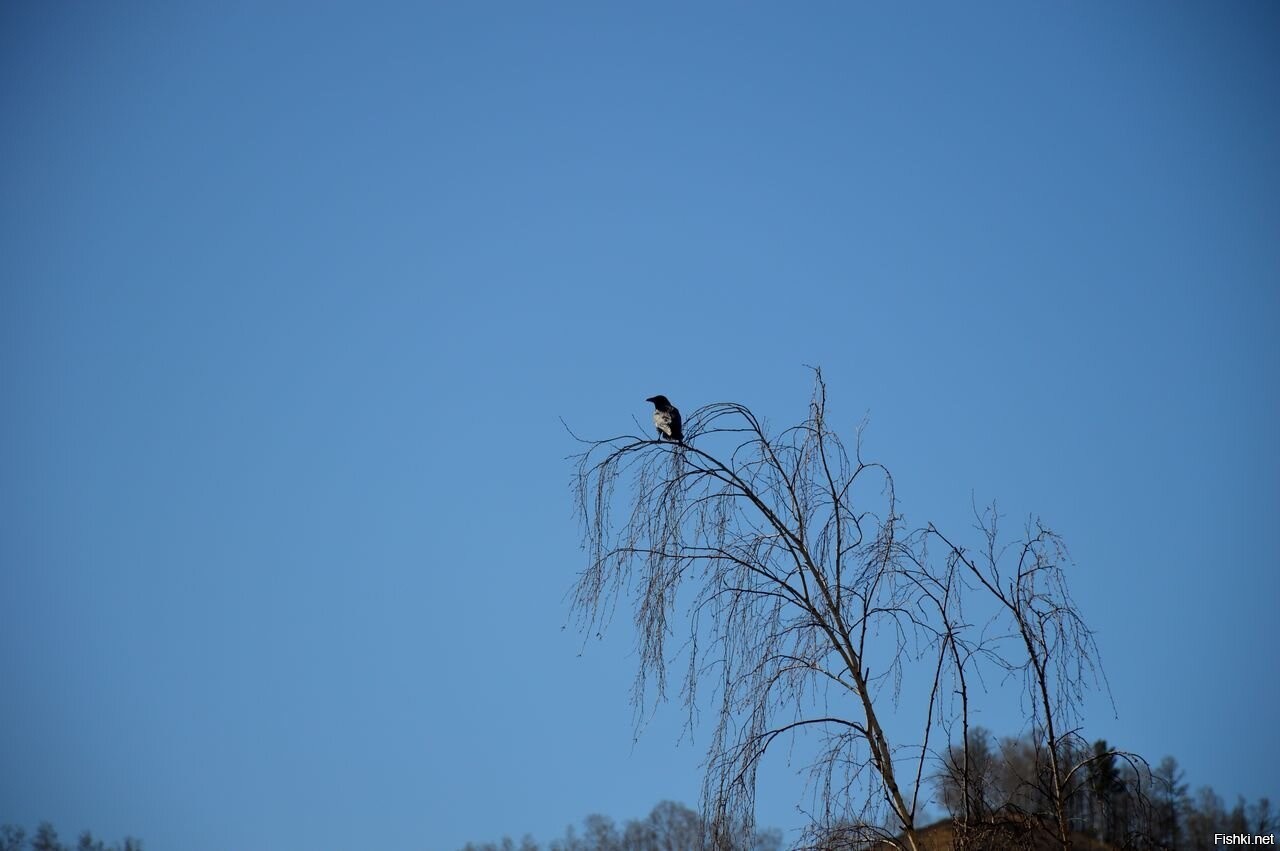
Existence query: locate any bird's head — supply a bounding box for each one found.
[646,395,671,408]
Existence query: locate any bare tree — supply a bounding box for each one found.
[568,370,1110,850]
[928,512,1153,850]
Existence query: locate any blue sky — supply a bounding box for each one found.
[2,2,1277,849]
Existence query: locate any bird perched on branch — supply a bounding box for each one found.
[645,395,683,443]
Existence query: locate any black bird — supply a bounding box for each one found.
[645,395,683,443]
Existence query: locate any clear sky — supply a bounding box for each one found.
[2,3,1277,849]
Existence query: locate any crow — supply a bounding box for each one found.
[645,395,683,443]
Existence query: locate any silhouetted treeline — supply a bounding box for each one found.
[458,800,781,851]
[461,734,1273,851]
[933,728,1274,851]
[0,822,141,851]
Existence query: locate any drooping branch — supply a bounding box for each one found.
[568,370,1108,851]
